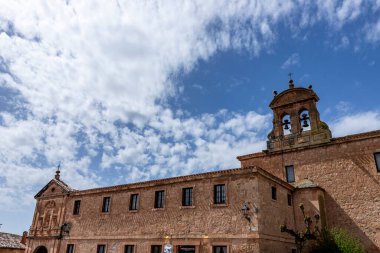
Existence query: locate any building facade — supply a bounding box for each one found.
[25,81,380,253]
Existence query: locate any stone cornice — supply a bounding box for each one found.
[68,166,293,196]
[237,129,380,161]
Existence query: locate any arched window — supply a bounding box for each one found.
[299,110,311,131]
[282,114,291,135]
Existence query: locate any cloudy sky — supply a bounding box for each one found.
[1,0,380,234]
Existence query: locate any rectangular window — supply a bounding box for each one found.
[182,187,193,206]
[129,194,139,210]
[102,197,111,213]
[214,184,226,204]
[124,245,134,253]
[375,152,380,172]
[285,165,295,183]
[97,245,106,253]
[292,249,297,253]
[287,194,292,206]
[151,245,162,253]
[271,186,277,200]
[154,191,165,208]
[66,244,74,253]
[73,200,81,215]
[213,246,227,253]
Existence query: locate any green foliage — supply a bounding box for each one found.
[311,228,364,253]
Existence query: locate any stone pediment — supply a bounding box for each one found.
[270,87,319,109]
[34,178,73,198]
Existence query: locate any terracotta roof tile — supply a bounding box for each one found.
[0,232,25,249]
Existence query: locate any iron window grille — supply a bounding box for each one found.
[97,245,106,253]
[73,200,81,215]
[213,246,227,253]
[154,191,165,208]
[129,194,138,210]
[214,184,226,204]
[66,244,74,253]
[182,187,193,206]
[124,245,134,253]
[102,197,111,213]
[285,165,295,183]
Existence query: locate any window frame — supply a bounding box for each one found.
[214,184,226,205]
[73,200,81,215]
[374,152,380,172]
[124,245,134,253]
[182,187,193,206]
[213,245,227,253]
[66,244,74,253]
[97,244,106,253]
[102,197,111,213]
[287,194,292,206]
[151,245,162,253]
[154,190,165,209]
[271,186,277,200]
[285,165,295,183]
[129,194,139,211]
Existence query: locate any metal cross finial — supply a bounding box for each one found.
[55,162,61,180]
[288,72,293,80]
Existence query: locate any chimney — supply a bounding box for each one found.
[21,231,27,244]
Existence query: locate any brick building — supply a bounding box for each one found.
[0,232,27,253]
[25,81,380,253]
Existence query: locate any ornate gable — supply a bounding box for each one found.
[270,87,319,109]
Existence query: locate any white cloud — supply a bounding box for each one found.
[0,0,380,233]
[330,111,380,137]
[365,19,380,43]
[334,36,350,50]
[281,53,300,69]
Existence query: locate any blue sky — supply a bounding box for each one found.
[1,0,380,234]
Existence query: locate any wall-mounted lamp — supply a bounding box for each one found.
[241,202,251,222]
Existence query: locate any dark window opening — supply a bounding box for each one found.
[213,246,227,253]
[102,197,111,213]
[125,245,134,253]
[73,200,81,215]
[286,165,295,183]
[129,194,138,210]
[97,245,106,253]
[292,249,297,253]
[66,244,74,253]
[375,152,380,172]
[151,245,162,253]
[178,245,195,253]
[287,194,292,206]
[271,186,277,200]
[182,187,193,206]
[154,191,165,208]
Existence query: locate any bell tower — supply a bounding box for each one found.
[267,79,332,152]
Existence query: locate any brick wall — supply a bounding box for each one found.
[239,132,380,252]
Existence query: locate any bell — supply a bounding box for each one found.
[302,119,309,128]
[284,124,289,130]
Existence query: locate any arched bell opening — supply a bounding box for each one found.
[299,109,311,132]
[34,246,48,253]
[281,114,292,135]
